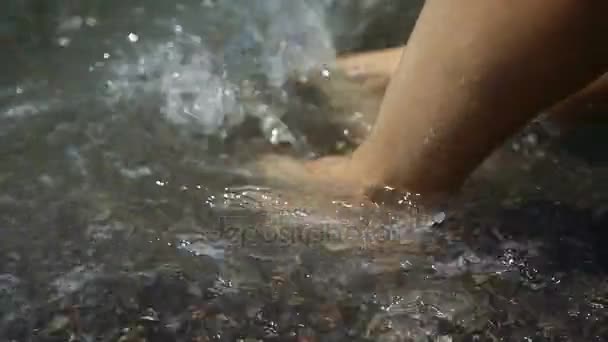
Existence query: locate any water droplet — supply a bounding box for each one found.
[524,133,538,146]
[321,67,331,79]
[85,17,98,27]
[260,115,296,146]
[120,166,152,179]
[400,260,413,272]
[127,33,139,43]
[431,212,446,226]
[57,37,71,47]
[590,302,605,309]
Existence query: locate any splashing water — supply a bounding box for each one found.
[2,1,608,341]
[96,0,341,141]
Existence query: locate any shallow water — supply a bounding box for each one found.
[2,1,608,341]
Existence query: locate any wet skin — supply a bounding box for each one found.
[260,0,608,203]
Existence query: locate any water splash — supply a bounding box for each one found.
[94,0,343,143]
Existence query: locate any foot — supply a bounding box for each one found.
[254,154,369,202]
[253,153,448,209]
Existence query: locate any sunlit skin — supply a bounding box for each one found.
[260,0,608,203]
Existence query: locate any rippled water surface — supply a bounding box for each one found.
[2,1,608,341]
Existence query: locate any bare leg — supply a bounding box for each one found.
[336,47,608,133]
[260,0,608,201]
